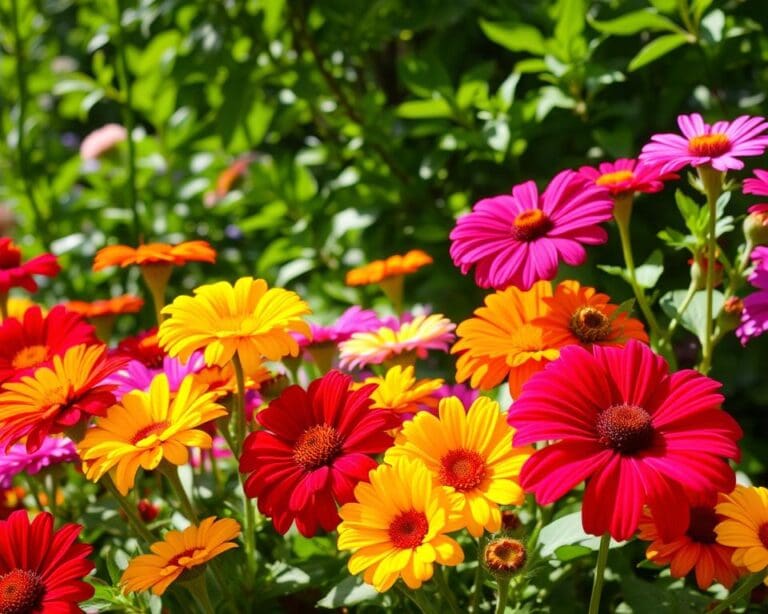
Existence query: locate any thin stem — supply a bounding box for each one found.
[494,576,510,614]
[666,278,698,337]
[22,474,45,511]
[231,353,247,457]
[103,476,156,545]
[183,573,216,614]
[45,473,58,519]
[396,583,438,614]
[709,570,767,614]
[698,167,724,374]
[470,536,487,613]
[587,533,611,614]
[434,566,461,614]
[161,464,197,521]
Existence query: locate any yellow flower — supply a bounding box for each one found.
[337,458,464,592]
[121,516,240,596]
[356,365,443,416]
[78,373,227,494]
[715,485,768,583]
[157,277,311,373]
[385,396,533,537]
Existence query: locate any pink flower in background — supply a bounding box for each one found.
[295,306,386,348]
[449,170,613,291]
[80,123,127,160]
[0,437,78,488]
[640,113,768,174]
[737,247,768,344]
[107,353,206,399]
[434,382,479,409]
[743,169,768,216]
[578,158,675,196]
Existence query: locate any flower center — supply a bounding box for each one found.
[0,569,45,614]
[569,307,612,343]
[596,170,634,186]
[685,506,718,544]
[484,538,527,574]
[596,404,654,454]
[511,209,553,241]
[131,421,169,445]
[292,424,343,471]
[388,510,429,549]
[438,448,487,492]
[11,345,50,370]
[166,547,206,569]
[759,523,768,549]
[688,133,731,157]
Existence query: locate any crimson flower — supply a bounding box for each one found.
[239,370,396,537]
[0,238,60,295]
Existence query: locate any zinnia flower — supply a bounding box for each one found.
[0,344,126,452]
[737,247,768,344]
[345,250,432,286]
[338,314,455,369]
[0,511,95,611]
[0,305,97,382]
[93,240,216,271]
[640,113,768,174]
[158,277,311,373]
[337,457,464,592]
[0,238,60,295]
[449,170,613,290]
[357,365,443,420]
[578,158,674,196]
[80,123,127,160]
[385,396,533,536]
[78,373,227,494]
[239,370,396,537]
[508,340,742,541]
[0,436,78,489]
[121,516,240,596]
[715,485,768,583]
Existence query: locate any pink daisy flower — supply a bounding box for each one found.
[80,124,127,160]
[743,168,768,217]
[737,247,768,344]
[640,113,768,174]
[449,170,613,291]
[0,437,78,489]
[508,340,742,541]
[106,353,206,399]
[295,306,386,349]
[578,158,676,197]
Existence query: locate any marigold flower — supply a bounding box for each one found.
[357,365,443,419]
[0,436,78,489]
[121,516,240,596]
[737,247,768,344]
[64,295,144,318]
[715,485,768,583]
[158,277,311,373]
[345,250,432,286]
[93,240,216,271]
[385,396,532,536]
[449,170,613,291]
[508,340,742,541]
[240,371,396,536]
[0,238,60,295]
[0,344,126,452]
[578,158,675,196]
[80,123,127,160]
[78,373,227,494]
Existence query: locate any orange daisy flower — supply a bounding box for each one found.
[345,250,432,286]
[192,361,273,397]
[92,241,216,271]
[355,365,443,418]
[64,295,144,318]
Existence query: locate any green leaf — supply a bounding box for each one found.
[539,512,626,557]
[628,33,689,71]
[659,289,725,344]
[555,0,586,43]
[479,19,545,55]
[399,56,453,99]
[396,98,453,119]
[554,544,594,561]
[635,249,665,288]
[589,10,681,35]
[317,575,379,609]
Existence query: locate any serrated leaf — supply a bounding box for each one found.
[628,33,689,71]
[589,10,681,35]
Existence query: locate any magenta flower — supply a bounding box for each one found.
[449,170,613,291]
[0,437,78,488]
[107,353,205,399]
[80,124,127,160]
[743,169,768,216]
[640,113,768,174]
[578,158,675,197]
[434,382,479,408]
[737,247,768,344]
[296,306,386,348]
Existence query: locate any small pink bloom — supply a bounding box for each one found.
[737,246,768,344]
[578,158,676,197]
[80,123,127,160]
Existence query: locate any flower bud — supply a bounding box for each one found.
[689,253,723,290]
[484,537,527,578]
[137,499,160,523]
[743,207,768,246]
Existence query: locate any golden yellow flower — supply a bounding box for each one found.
[356,365,442,416]
[715,485,768,583]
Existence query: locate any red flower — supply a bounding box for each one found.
[239,370,396,537]
[0,238,60,294]
[508,340,742,541]
[0,510,94,612]
[0,306,97,383]
[115,328,165,369]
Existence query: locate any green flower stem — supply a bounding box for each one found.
[183,572,216,614]
[587,533,611,614]
[666,278,698,337]
[435,566,461,614]
[470,536,488,613]
[494,576,510,614]
[44,472,58,519]
[161,463,197,521]
[103,476,156,545]
[22,474,45,512]
[396,583,439,614]
[709,570,767,614]
[231,353,247,457]
[698,166,724,374]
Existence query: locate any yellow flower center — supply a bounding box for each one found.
[569,307,612,343]
[11,345,49,370]
[511,209,552,241]
[688,133,730,157]
[484,538,527,574]
[596,170,634,186]
[292,424,343,471]
[685,506,718,544]
[388,510,428,550]
[131,421,170,446]
[596,404,654,454]
[0,569,45,614]
[438,448,486,492]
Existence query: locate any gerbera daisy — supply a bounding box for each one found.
[356,365,443,420]
[449,170,613,291]
[0,238,60,297]
[737,247,768,344]
[121,516,240,596]
[116,327,165,368]
[578,158,675,197]
[106,353,206,400]
[508,340,742,541]
[78,373,227,494]
[385,396,533,537]
[239,370,396,537]
[93,240,216,272]
[638,494,740,590]
[0,305,97,382]
[0,436,78,489]
[640,113,768,174]
[0,510,94,611]
[0,344,126,452]
[338,314,455,370]
[715,485,768,583]
[337,457,464,592]
[451,281,561,398]
[63,295,144,318]
[346,250,432,286]
[158,277,311,374]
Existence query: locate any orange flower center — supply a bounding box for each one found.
[293,424,343,471]
[511,209,553,241]
[388,510,428,549]
[759,523,768,549]
[0,569,45,614]
[685,506,718,544]
[596,404,653,454]
[596,170,634,186]
[688,133,730,157]
[569,307,612,343]
[484,538,527,574]
[11,345,49,370]
[131,421,169,445]
[439,448,486,492]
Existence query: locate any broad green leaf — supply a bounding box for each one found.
[317,575,379,609]
[659,289,725,344]
[590,10,681,35]
[555,0,586,43]
[479,19,545,55]
[539,512,626,556]
[628,33,689,71]
[635,249,665,288]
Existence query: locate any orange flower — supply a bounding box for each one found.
[192,362,272,397]
[64,295,144,318]
[92,241,216,271]
[355,365,442,416]
[345,250,432,286]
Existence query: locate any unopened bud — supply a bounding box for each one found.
[484,537,527,577]
[137,499,160,523]
[744,207,768,246]
[500,510,521,532]
[689,253,723,290]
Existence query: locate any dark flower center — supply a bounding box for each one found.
[596,170,634,187]
[596,404,654,454]
[438,448,486,492]
[131,421,169,445]
[388,510,428,549]
[11,345,50,370]
[569,307,612,343]
[759,523,768,549]
[167,547,204,568]
[685,506,718,544]
[293,424,343,471]
[688,133,730,157]
[484,538,527,574]
[511,209,553,241]
[0,569,45,614]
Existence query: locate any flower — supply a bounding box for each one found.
[715,485,768,583]
[121,516,240,596]
[92,241,216,271]
[638,494,740,590]
[158,277,311,373]
[337,457,464,592]
[0,437,78,489]
[116,328,165,368]
[578,158,675,196]
[356,365,443,420]
[0,344,126,452]
[64,295,144,318]
[449,170,613,290]
[0,305,97,382]
[339,314,456,369]
[80,123,127,159]
[737,247,768,343]
[0,510,94,611]
[743,168,768,215]
[240,371,395,536]
[434,382,480,408]
[385,396,532,536]
[204,154,257,206]
[640,113,768,174]
[78,373,227,494]
[301,306,385,346]
[106,353,206,400]
[508,340,742,541]
[345,250,433,286]
[192,361,271,398]
[0,238,60,295]
[484,538,527,577]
